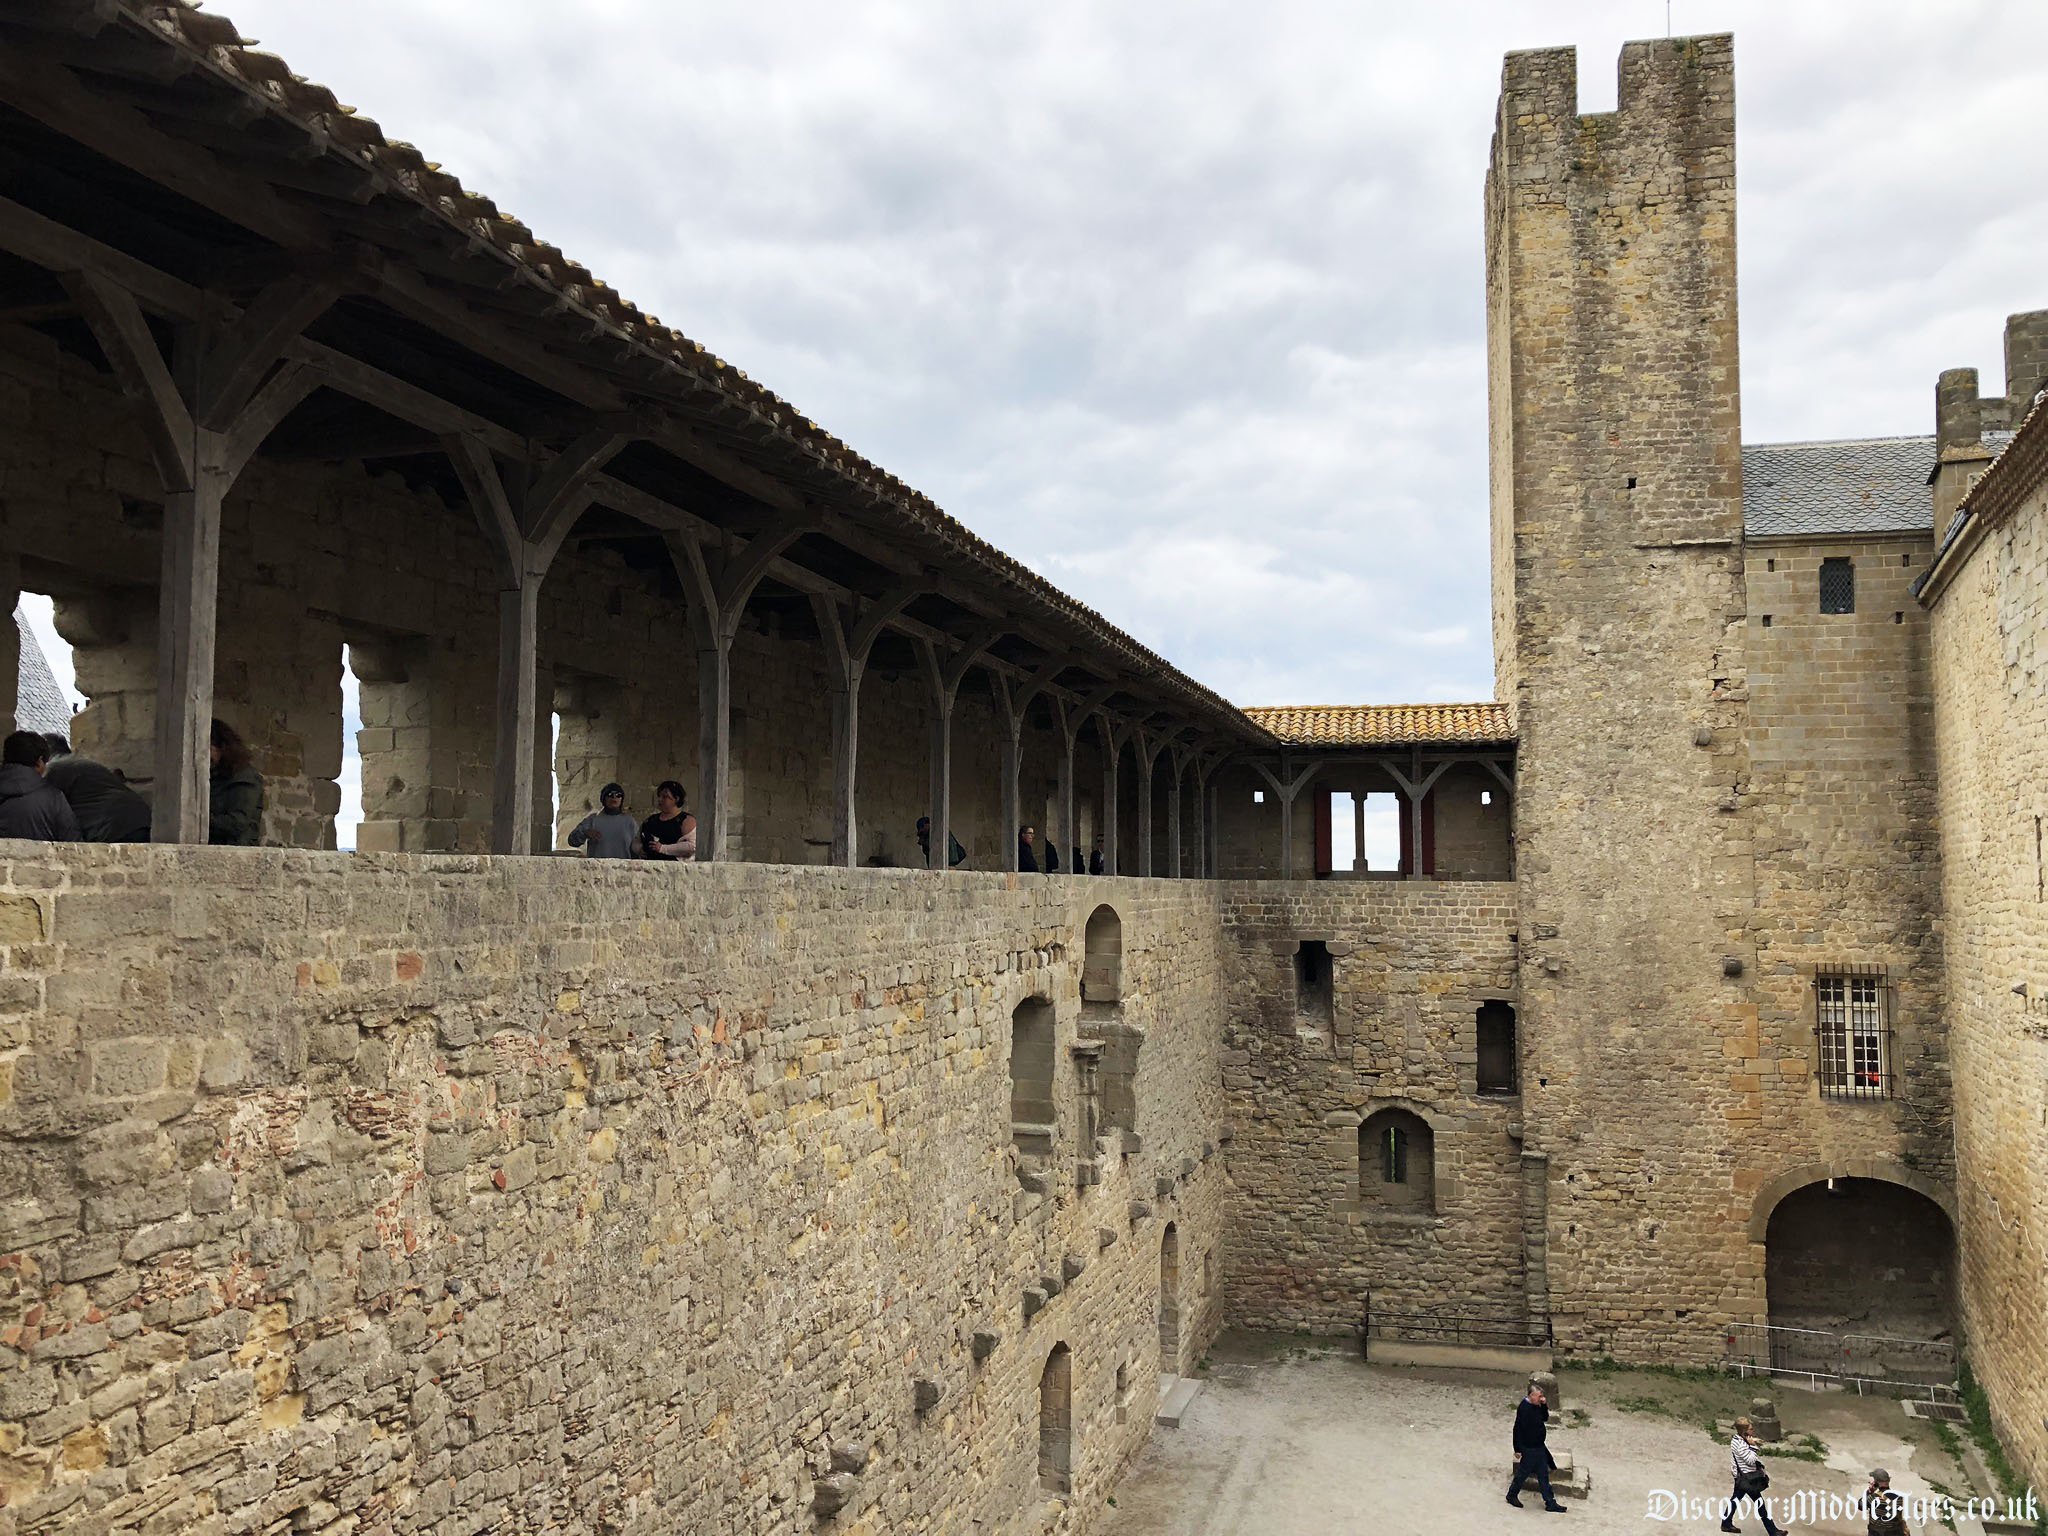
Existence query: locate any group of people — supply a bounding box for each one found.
[564,781,697,860]
[1015,824,1105,875]
[0,719,261,845]
[1508,1384,1912,1533]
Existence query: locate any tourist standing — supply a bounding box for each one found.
[207,719,263,845]
[1864,1469,1909,1536]
[568,783,638,858]
[640,781,697,860]
[0,730,81,841]
[1506,1381,1566,1512]
[1017,824,1039,872]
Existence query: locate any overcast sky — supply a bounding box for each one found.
[24,1,2048,719]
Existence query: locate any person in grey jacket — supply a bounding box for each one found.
[0,730,82,841]
[567,783,638,858]
[42,734,151,843]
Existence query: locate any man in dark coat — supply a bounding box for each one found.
[42,735,151,843]
[1507,1381,1567,1512]
[0,730,81,842]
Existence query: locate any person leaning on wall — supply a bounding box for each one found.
[0,729,81,841]
[207,718,263,846]
[42,733,151,843]
[640,780,697,861]
[567,782,638,858]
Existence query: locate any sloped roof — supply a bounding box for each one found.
[12,610,71,737]
[1241,703,1515,748]
[1741,437,1935,537]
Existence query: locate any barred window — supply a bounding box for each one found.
[1819,557,1855,614]
[1816,969,1891,1099]
[1382,1125,1408,1185]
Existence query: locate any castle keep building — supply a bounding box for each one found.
[0,8,2044,1533]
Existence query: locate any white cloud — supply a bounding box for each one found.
[210,0,2048,710]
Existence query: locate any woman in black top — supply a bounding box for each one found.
[640,780,697,860]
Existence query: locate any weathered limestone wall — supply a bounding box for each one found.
[1746,535,1952,1182]
[0,850,1227,1535]
[1925,465,2048,1492]
[1487,38,1766,1355]
[1217,881,1522,1333]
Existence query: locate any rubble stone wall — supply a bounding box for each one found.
[1216,880,1522,1333]
[0,848,1227,1535]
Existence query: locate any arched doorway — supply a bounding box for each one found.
[1038,1344,1072,1495]
[1082,904,1122,1004]
[1158,1223,1181,1371]
[1764,1176,1955,1344]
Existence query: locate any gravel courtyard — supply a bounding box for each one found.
[1100,1333,1984,1536]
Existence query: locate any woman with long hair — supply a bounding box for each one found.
[207,718,264,846]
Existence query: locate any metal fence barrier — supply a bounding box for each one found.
[1362,1291,1553,1360]
[1722,1322,1958,1399]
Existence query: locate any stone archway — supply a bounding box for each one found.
[1759,1172,1956,1344]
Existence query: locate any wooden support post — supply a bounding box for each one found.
[1381,751,1454,881]
[1249,756,1326,882]
[493,575,540,855]
[666,524,810,862]
[996,678,1023,873]
[1166,748,1187,878]
[1054,708,1077,875]
[914,630,999,871]
[1132,727,1157,878]
[813,588,917,867]
[1354,791,1367,873]
[64,271,334,843]
[1097,714,1122,877]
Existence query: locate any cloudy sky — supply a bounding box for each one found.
[20,0,2048,733]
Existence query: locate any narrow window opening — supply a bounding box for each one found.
[1766,557,1775,572]
[1476,1001,1518,1095]
[1816,968,1892,1099]
[1294,940,1333,1028]
[1625,476,1637,490]
[1010,998,1057,1188]
[1038,1345,1072,1496]
[1358,1108,1435,1212]
[1252,789,1265,804]
[1761,614,1773,628]
[1819,557,1855,614]
[337,643,364,851]
[1480,789,1493,806]
[2036,816,2043,902]
[548,709,562,848]
[1893,612,1904,625]
[1900,553,1910,567]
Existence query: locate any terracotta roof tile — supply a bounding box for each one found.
[1240,703,1515,748]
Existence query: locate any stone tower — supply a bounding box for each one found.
[1486,36,1761,1353]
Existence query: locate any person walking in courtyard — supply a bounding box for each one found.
[42,734,151,842]
[1864,1469,1909,1536]
[0,730,81,841]
[1506,1380,1566,1512]
[207,719,264,845]
[1722,1416,1786,1535]
[1017,824,1039,872]
[568,782,638,858]
[640,780,696,860]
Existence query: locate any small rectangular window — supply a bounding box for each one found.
[1816,969,1891,1099]
[1819,557,1855,614]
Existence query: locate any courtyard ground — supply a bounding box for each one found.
[1101,1332,1994,1536]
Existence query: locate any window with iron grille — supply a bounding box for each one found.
[1819,557,1855,614]
[1816,968,1892,1099]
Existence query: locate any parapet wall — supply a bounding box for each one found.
[0,849,1228,1535]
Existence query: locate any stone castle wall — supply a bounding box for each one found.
[1216,881,1522,1333]
[1925,469,2048,1492]
[1487,36,1766,1354]
[0,849,1227,1535]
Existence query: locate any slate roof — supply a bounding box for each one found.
[1741,437,1936,537]
[1241,703,1516,748]
[12,611,71,737]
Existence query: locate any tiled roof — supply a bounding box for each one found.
[1241,703,1515,748]
[12,611,71,737]
[1741,437,1935,537]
